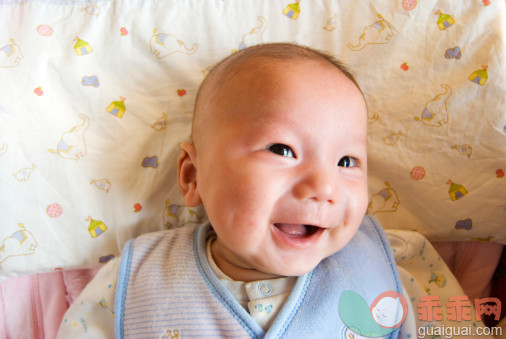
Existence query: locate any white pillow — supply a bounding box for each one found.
[0,0,505,278]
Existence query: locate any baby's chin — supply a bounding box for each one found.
[260,261,321,278]
[219,260,319,282]
[255,249,342,279]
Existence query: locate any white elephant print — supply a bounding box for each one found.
[151,113,180,132]
[49,114,90,160]
[0,224,38,263]
[368,182,400,214]
[81,4,100,17]
[151,113,168,131]
[150,29,197,58]
[415,84,452,127]
[0,39,23,68]
[323,13,338,31]
[90,178,111,193]
[348,14,393,51]
[451,144,473,158]
[13,164,36,182]
[163,199,206,229]
[236,16,267,51]
[383,131,402,146]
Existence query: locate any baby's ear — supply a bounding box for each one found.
[177,142,202,207]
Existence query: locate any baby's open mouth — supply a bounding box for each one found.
[273,223,322,238]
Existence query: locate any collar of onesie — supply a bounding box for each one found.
[205,231,296,331]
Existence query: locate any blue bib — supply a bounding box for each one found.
[115,215,403,338]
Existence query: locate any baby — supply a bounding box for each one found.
[58,43,413,338]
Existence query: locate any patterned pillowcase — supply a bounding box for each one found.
[0,0,504,278]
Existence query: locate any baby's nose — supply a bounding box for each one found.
[293,165,337,204]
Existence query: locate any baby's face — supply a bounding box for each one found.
[189,59,368,280]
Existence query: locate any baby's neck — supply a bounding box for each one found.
[211,241,283,282]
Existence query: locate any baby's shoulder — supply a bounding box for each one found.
[133,223,201,243]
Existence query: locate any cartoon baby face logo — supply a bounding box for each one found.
[339,290,408,337]
[370,291,408,329]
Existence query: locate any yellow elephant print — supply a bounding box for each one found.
[383,131,402,146]
[49,114,89,160]
[0,39,23,68]
[82,4,100,17]
[90,179,112,193]
[13,164,35,182]
[151,113,180,131]
[163,199,206,229]
[368,181,400,214]
[348,14,393,51]
[150,30,197,58]
[152,113,168,131]
[0,224,38,263]
[415,84,452,127]
[451,144,473,158]
[236,16,267,51]
[323,13,337,31]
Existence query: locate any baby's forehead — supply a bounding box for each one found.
[200,58,327,113]
[192,51,364,146]
[198,43,363,106]
[202,56,345,108]
[216,55,335,84]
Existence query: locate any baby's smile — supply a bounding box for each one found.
[273,223,323,237]
[272,223,325,248]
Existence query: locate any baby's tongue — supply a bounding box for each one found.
[275,223,308,237]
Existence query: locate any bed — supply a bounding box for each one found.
[1,0,505,337]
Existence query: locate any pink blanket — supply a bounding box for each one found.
[432,241,503,301]
[0,269,97,339]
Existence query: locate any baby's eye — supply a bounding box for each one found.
[266,144,295,158]
[338,156,358,168]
